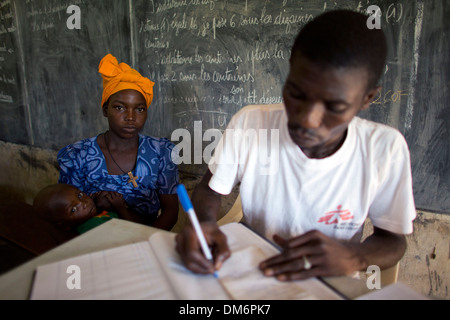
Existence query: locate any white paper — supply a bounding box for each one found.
[356,282,429,300]
[148,232,228,299]
[30,241,175,300]
[217,246,315,300]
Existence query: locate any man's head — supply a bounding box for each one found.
[283,10,387,158]
[33,184,98,230]
[291,9,387,92]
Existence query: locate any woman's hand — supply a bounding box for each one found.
[91,191,126,212]
[104,191,127,211]
[90,191,111,211]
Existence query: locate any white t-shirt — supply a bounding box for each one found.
[208,104,416,241]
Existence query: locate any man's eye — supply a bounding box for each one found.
[78,192,84,199]
[292,92,306,100]
[288,86,306,100]
[327,103,347,113]
[71,206,77,213]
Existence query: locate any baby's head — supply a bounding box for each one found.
[33,184,98,231]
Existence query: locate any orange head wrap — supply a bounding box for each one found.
[98,54,154,108]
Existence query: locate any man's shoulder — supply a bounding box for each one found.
[352,117,409,152]
[353,117,404,137]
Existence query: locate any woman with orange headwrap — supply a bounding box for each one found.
[57,54,179,231]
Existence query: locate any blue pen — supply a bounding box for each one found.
[176,184,218,278]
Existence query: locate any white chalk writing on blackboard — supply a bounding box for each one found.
[0,0,19,104]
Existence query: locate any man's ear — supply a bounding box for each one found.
[361,86,381,111]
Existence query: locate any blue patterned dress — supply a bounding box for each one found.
[57,134,179,223]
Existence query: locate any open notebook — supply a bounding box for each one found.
[30,223,342,300]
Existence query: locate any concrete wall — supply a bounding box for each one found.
[0,141,60,204]
[0,140,448,299]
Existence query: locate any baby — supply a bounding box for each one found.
[33,183,120,234]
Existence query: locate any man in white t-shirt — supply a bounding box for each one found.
[176,10,416,281]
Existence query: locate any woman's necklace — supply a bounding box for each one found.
[104,131,139,188]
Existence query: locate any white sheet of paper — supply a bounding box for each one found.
[148,232,228,299]
[356,282,429,300]
[30,241,175,300]
[217,246,315,300]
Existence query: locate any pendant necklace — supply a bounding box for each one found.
[104,131,139,188]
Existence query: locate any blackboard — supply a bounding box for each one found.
[0,0,448,213]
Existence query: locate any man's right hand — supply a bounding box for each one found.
[175,221,231,275]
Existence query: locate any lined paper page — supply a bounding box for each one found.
[149,232,228,299]
[217,246,315,300]
[30,241,175,300]
[217,223,343,300]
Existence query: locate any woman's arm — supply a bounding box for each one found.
[152,194,179,231]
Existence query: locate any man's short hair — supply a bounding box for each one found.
[291,9,387,91]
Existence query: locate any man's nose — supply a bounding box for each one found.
[296,101,324,129]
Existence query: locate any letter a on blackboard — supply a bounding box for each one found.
[66,5,81,30]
